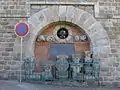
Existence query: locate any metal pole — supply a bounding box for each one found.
[20,37,23,83]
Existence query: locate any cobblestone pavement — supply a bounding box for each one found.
[0,80,119,90]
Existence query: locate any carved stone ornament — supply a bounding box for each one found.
[53,25,72,43]
[80,35,87,41]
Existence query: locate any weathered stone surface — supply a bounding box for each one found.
[111,48,117,53]
[0,48,4,51]
[2,52,9,56]
[8,61,17,65]
[115,77,120,81]
[58,6,67,21]
[112,62,119,67]
[104,76,115,81]
[0,66,3,70]
[1,43,14,47]
[4,57,12,61]
[4,66,10,70]
[5,39,15,42]
[83,16,96,29]
[74,11,87,27]
[0,0,29,17]
[100,82,113,87]
[0,61,7,65]
[101,67,109,72]
[13,57,20,61]
[10,65,21,70]
[5,48,13,52]
[116,67,120,72]
[31,14,41,27]
[65,6,76,22]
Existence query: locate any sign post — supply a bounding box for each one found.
[15,22,29,83]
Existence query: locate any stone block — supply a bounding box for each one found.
[109,68,115,72]
[0,38,6,42]
[0,21,9,25]
[65,6,75,22]
[107,72,112,76]
[4,57,12,61]
[80,12,91,24]
[12,35,17,38]
[9,6,14,9]
[6,30,14,33]
[83,16,96,29]
[8,61,17,65]
[3,34,12,38]
[1,43,14,48]
[99,77,104,81]
[101,67,109,72]
[100,82,113,87]
[4,66,10,70]
[58,6,67,21]
[93,46,110,56]
[10,65,21,70]
[5,48,13,52]
[116,67,120,72]
[100,72,109,76]
[112,62,119,67]
[2,52,9,56]
[8,71,19,80]
[0,61,7,65]
[0,30,6,33]
[0,57,3,61]
[4,25,14,29]
[8,43,14,47]
[72,8,84,23]
[5,39,15,42]
[0,48,4,51]
[74,12,91,29]
[115,77,120,81]
[31,14,41,27]
[112,82,120,88]
[0,34,3,37]
[0,66,3,70]
[94,38,110,46]
[13,57,20,61]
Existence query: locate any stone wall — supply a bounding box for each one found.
[0,0,30,17]
[0,18,20,79]
[98,0,120,18]
[0,0,120,87]
[0,0,29,79]
[97,19,120,87]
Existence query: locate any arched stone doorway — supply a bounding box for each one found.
[25,6,111,59]
[22,5,112,83]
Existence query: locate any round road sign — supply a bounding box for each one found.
[15,22,29,37]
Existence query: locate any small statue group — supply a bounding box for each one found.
[72,51,93,81]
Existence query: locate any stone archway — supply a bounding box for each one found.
[25,6,111,59]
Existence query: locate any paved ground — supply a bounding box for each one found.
[0,80,119,90]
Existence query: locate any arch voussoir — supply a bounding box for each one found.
[72,8,84,24]
[65,6,76,22]
[83,16,96,29]
[58,6,67,21]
